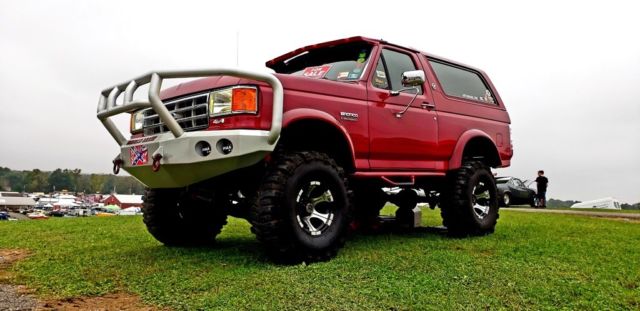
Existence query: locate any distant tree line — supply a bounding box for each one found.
[0,167,145,194]
[547,198,639,210]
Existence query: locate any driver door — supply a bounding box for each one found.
[512,178,530,202]
[367,47,438,170]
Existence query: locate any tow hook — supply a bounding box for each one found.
[112,158,123,175]
[152,154,163,172]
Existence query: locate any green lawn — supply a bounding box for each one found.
[1,207,639,310]
[544,207,640,214]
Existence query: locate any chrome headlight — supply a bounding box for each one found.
[130,110,145,133]
[209,86,257,116]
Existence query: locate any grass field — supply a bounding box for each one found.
[541,207,640,214]
[1,207,639,310]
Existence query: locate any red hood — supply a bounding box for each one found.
[160,76,241,100]
[160,73,366,101]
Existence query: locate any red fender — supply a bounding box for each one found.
[448,129,501,170]
[282,108,357,166]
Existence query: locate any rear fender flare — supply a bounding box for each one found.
[449,129,501,170]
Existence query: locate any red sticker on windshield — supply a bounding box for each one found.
[302,65,332,79]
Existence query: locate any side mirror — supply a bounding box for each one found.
[401,70,425,87]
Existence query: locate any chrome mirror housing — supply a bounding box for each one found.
[401,70,426,87]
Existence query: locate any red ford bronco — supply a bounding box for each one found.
[97,36,512,263]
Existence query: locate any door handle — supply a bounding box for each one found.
[421,102,436,110]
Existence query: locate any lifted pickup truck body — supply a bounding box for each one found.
[98,36,512,263]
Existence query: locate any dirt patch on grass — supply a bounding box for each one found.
[0,249,162,311]
[38,293,160,311]
[0,249,30,264]
[0,249,31,281]
[0,249,38,310]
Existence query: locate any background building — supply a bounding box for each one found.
[102,194,143,209]
[0,192,36,211]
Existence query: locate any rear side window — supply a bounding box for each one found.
[429,60,495,104]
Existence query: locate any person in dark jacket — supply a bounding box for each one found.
[535,170,549,208]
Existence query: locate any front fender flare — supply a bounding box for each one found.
[282,108,356,166]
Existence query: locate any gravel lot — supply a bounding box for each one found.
[0,284,37,311]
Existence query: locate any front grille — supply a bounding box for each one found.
[143,93,209,135]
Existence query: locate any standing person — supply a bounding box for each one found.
[535,170,549,208]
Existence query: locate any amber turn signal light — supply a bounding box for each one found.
[232,88,257,113]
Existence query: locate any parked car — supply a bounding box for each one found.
[496,177,537,207]
[27,211,49,220]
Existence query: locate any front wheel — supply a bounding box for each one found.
[250,151,353,263]
[440,161,499,236]
[502,193,511,207]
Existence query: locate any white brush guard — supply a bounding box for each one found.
[97,69,283,188]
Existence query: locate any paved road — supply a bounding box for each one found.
[502,208,640,219]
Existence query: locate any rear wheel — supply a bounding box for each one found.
[250,151,353,263]
[142,187,228,246]
[440,161,499,236]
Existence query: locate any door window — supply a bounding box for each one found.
[372,49,422,94]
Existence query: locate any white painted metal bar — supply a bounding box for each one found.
[97,68,283,145]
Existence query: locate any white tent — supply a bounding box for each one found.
[571,197,622,210]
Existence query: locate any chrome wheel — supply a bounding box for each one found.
[295,180,335,236]
[503,193,511,206]
[472,182,491,220]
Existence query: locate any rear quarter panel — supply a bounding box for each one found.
[419,56,513,169]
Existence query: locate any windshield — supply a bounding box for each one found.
[272,41,373,82]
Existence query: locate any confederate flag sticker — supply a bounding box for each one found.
[129,145,148,166]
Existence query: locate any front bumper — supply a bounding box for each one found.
[97,69,283,188]
[121,130,272,188]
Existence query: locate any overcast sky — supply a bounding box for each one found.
[1,1,638,203]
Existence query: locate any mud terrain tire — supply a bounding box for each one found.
[250,151,353,263]
[440,161,499,236]
[142,187,228,246]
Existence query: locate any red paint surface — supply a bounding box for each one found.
[154,37,512,180]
